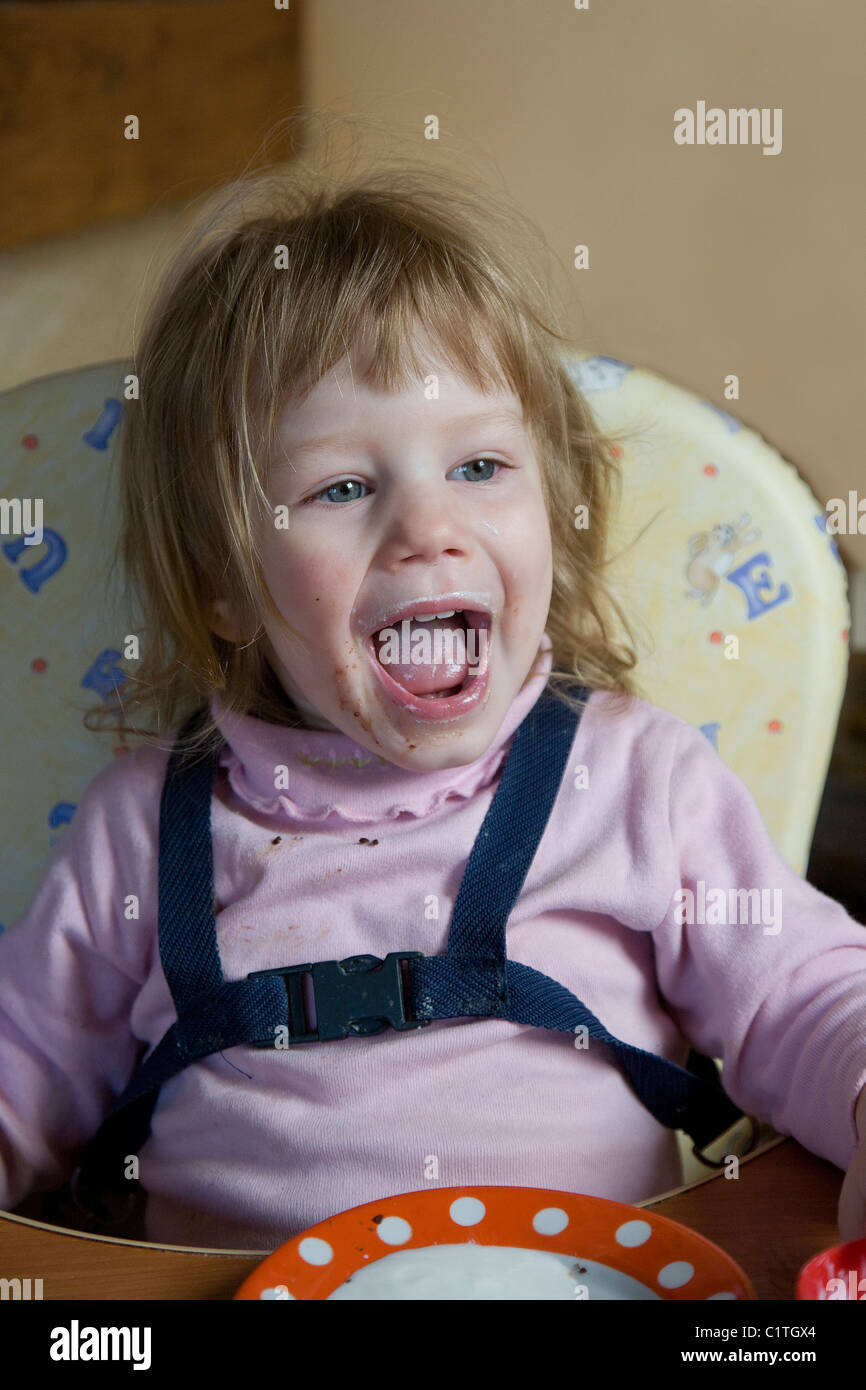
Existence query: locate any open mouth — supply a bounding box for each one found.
[363,607,493,717]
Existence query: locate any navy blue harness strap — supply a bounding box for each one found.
[71,682,744,1224]
[445,678,578,968]
[153,724,295,1049]
[157,717,225,1003]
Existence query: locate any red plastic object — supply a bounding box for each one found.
[796,1237,866,1300]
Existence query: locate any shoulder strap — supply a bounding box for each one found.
[158,707,225,1007]
[449,680,583,964]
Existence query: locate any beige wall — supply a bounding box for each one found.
[2,0,864,571]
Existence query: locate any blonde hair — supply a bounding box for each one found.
[89,141,643,754]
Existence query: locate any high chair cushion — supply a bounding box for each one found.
[0,354,849,932]
[563,351,849,879]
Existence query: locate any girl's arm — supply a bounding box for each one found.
[0,748,163,1212]
[651,720,866,1175]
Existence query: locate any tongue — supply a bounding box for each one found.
[375,616,469,694]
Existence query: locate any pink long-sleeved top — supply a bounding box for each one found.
[2,636,865,1251]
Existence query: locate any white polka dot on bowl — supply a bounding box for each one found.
[658,1261,694,1289]
[375,1216,413,1246]
[532,1207,569,1236]
[615,1220,652,1248]
[449,1197,486,1226]
[298,1237,334,1266]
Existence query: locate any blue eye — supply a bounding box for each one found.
[453,457,501,483]
[313,479,370,505]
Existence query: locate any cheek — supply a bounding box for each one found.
[521,506,554,612]
[262,538,356,626]
[502,477,551,541]
[517,497,553,569]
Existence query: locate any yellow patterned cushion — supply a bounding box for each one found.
[564,351,849,878]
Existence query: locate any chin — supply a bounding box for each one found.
[381,742,488,774]
[369,701,507,771]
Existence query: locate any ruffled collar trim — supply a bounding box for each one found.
[211,634,554,825]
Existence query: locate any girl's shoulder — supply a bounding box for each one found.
[67,732,179,852]
[575,686,725,801]
[83,732,175,797]
[581,686,707,751]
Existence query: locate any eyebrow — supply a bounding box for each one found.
[283,409,526,462]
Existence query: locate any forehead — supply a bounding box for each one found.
[274,355,526,456]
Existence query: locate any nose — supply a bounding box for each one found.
[378,475,473,567]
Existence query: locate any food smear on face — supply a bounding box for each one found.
[325,1244,661,1300]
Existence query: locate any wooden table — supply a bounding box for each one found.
[0,1136,842,1300]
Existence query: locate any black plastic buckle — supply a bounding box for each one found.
[247,951,430,1044]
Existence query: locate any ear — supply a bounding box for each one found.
[208,599,244,643]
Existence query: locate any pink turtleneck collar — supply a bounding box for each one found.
[210,634,554,826]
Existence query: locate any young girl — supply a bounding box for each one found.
[1,161,865,1255]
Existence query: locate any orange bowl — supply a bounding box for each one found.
[235,1185,757,1300]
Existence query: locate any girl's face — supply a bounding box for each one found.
[216,347,553,772]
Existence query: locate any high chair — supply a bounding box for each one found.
[0,351,851,1221]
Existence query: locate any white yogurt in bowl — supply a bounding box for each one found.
[326,1244,661,1300]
